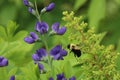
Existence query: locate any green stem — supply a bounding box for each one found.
[42,35,53,76]
[35,0,41,22]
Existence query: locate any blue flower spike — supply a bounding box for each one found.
[35,21,49,35]
[50,45,67,60]
[51,22,66,35]
[0,56,8,67]
[24,32,38,44]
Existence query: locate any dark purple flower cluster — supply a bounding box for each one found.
[32,45,67,61]
[35,21,49,34]
[49,73,76,80]
[52,22,66,35]
[32,48,47,61]
[50,45,67,60]
[24,32,38,44]
[31,45,67,73]
[0,56,8,67]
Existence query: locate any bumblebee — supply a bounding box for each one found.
[67,44,81,57]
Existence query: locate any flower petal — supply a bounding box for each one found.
[57,27,66,35]
[23,0,29,6]
[41,22,49,31]
[53,53,61,60]
[50,45,61,56]
[30,32,38,41]
[38,63,44,72]
[60,50,67,56]
[37,48,47,57]
[35,22,41,32]
[24,37,35,44]
[32,54,40,61]
[10,75,15,80]
[52,22,60,32]
[35,22,49,34]
[1,58,8,67]
[57,73,67,80]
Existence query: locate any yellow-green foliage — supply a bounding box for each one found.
[62,11,120,80]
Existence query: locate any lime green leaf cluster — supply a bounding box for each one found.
[62,11,120,80]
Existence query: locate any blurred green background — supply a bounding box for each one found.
[0,0,120,48]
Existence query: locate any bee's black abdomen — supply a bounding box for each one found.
[72,49,81,57]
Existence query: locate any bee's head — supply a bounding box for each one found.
[67,44,75,50]
[67,44,70,49]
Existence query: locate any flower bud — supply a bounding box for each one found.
[0,56,8,67]
[45,3,55,12]
[28,7,36,15]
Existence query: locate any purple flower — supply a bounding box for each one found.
[10,75,15,80]
[35,21,49,34]
[57,73,67,80]
[52,22,66,35]
[38,63,44,73]
[0,56,8,67]
[49,77,54,80]
[50,45,67,60]
[45,3,55,12]
[32,48,47,61]
[24,32,38,44]
[23,0,29,6]
[69,76,76,80]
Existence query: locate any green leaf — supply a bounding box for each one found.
[63,61,73,78]
[8,67,17,77]
[0,26,7,41]
[13,31,28,41]
[6,21,18,39]
[74,0,87,11]
[0,67,8,80]
[88,0,106,28]
[21,62,38,80]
